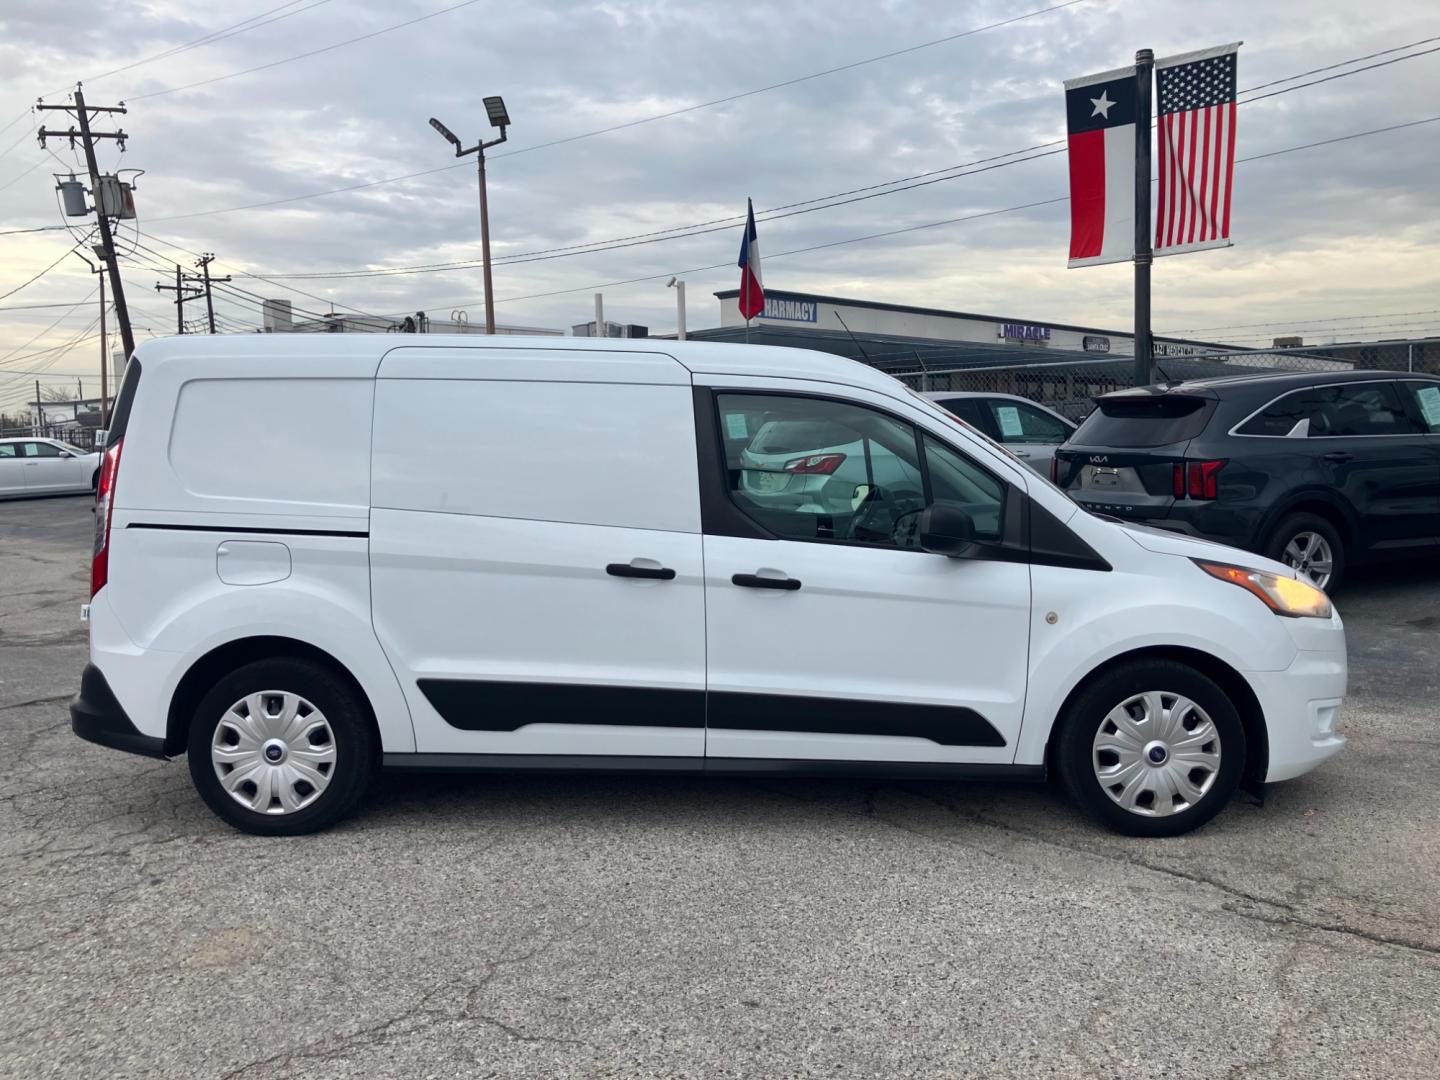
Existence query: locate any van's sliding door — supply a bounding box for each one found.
[369,347,706,760]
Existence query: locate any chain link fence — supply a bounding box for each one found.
[891,337,1440,421]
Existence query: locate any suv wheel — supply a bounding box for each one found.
[187,658,377,835]
[1056,660,1245,837]
[1265,512,1344,592]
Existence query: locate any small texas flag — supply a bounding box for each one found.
[737,198,765,320]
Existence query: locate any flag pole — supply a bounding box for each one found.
[1133,47,1155,386]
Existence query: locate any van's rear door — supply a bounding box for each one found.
[1055,392,1217,522]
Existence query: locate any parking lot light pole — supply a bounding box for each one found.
[429,95,510,335]
[668,277,686,340]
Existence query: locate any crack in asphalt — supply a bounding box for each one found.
[0,694,71,712]
[903,789,1440,959]
[215,940,592,1078]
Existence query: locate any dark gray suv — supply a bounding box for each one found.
[1053,370,1440,591]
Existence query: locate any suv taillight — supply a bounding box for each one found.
[1049,456,1060,484]
[1171,459,1225,501]
[91,437,122,597]
[783,453,846,475]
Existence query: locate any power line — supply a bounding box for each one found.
[479,1,1089,162]
[248,142,1069,279]
[146,0,1091,222]
[1237,34,1440,94]
[0,243,81,303]
[128,0,491,100]
[0,284,99,368]
[1160,308,1440,334]
[1238,43,1440,106]
[417,113,1440,314]
[224,37,1440,280]
[71,0,334,90]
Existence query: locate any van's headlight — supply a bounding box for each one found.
[1195,560,1333,619]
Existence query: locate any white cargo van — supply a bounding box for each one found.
[72,336,1347,836]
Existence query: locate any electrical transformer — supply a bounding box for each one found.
[57,176,89,217]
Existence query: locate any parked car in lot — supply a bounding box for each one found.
[73,336,1346,839]
[0,437,100,498]
[1053,370,1440,592]
[924,391,1077,474]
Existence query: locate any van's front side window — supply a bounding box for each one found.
[715,393,1005,549]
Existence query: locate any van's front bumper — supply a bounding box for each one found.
[1245,619,1348,783]
[70,662,168,759]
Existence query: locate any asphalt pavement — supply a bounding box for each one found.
[1,494,1437,1078]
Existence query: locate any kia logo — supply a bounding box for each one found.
[1089,455,1109,464]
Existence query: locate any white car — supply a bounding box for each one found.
[0,437,101,498]
[924,391,1077,474]
[72,336,1346,838]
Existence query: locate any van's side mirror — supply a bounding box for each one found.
[918,504,978,558]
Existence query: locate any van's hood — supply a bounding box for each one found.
[1116,522,1296,578]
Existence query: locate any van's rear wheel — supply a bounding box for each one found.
[1055,660,1245,837]
[187,658,376,835]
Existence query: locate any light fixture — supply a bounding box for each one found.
[483,96,510,129]
[428,117,461,148]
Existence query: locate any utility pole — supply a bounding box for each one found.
[155,264,204,333]
[194,253,231,334]
[36,86,135,362]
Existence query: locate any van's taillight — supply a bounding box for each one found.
[1049,456,1060,484]
[1172,459,1225,501]
[91,437,122,597]
[783,452,846,475]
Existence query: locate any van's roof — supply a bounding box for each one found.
[130,333,905,395]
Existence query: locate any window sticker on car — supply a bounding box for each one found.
[995,405,1024,438]
[724,413,748,439]
[1416,386,1440,429]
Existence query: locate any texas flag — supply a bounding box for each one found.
[737,198,765,320]
[1064,65,1137,267]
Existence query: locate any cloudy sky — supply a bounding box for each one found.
[1,0,1437,409]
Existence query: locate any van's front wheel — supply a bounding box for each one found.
[187,658,377,835]
[1055,660,1245,837]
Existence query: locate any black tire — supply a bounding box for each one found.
[91,469,100,492]
[1264,512,1345,593]
[187,657,377,836]
[1055,659,1246,838]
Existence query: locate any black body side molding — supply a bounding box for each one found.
[417,679,1006,748]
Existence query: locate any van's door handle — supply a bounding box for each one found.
[1010,449,1031,457]
[606,562,675,580]
[1322,451,1354,464]
[732,572,801,591]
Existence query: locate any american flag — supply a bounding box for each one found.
[1155,43,1240,255]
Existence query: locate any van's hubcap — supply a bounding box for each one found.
[1092,691,1221,817]
[211,691,336,815]
[1283,531,1333,590]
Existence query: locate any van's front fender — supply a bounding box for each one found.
[1014,562,1299,766]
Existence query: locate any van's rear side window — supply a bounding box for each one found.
[1072,396,1214,448]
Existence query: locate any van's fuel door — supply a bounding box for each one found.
[216,541,292,586]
